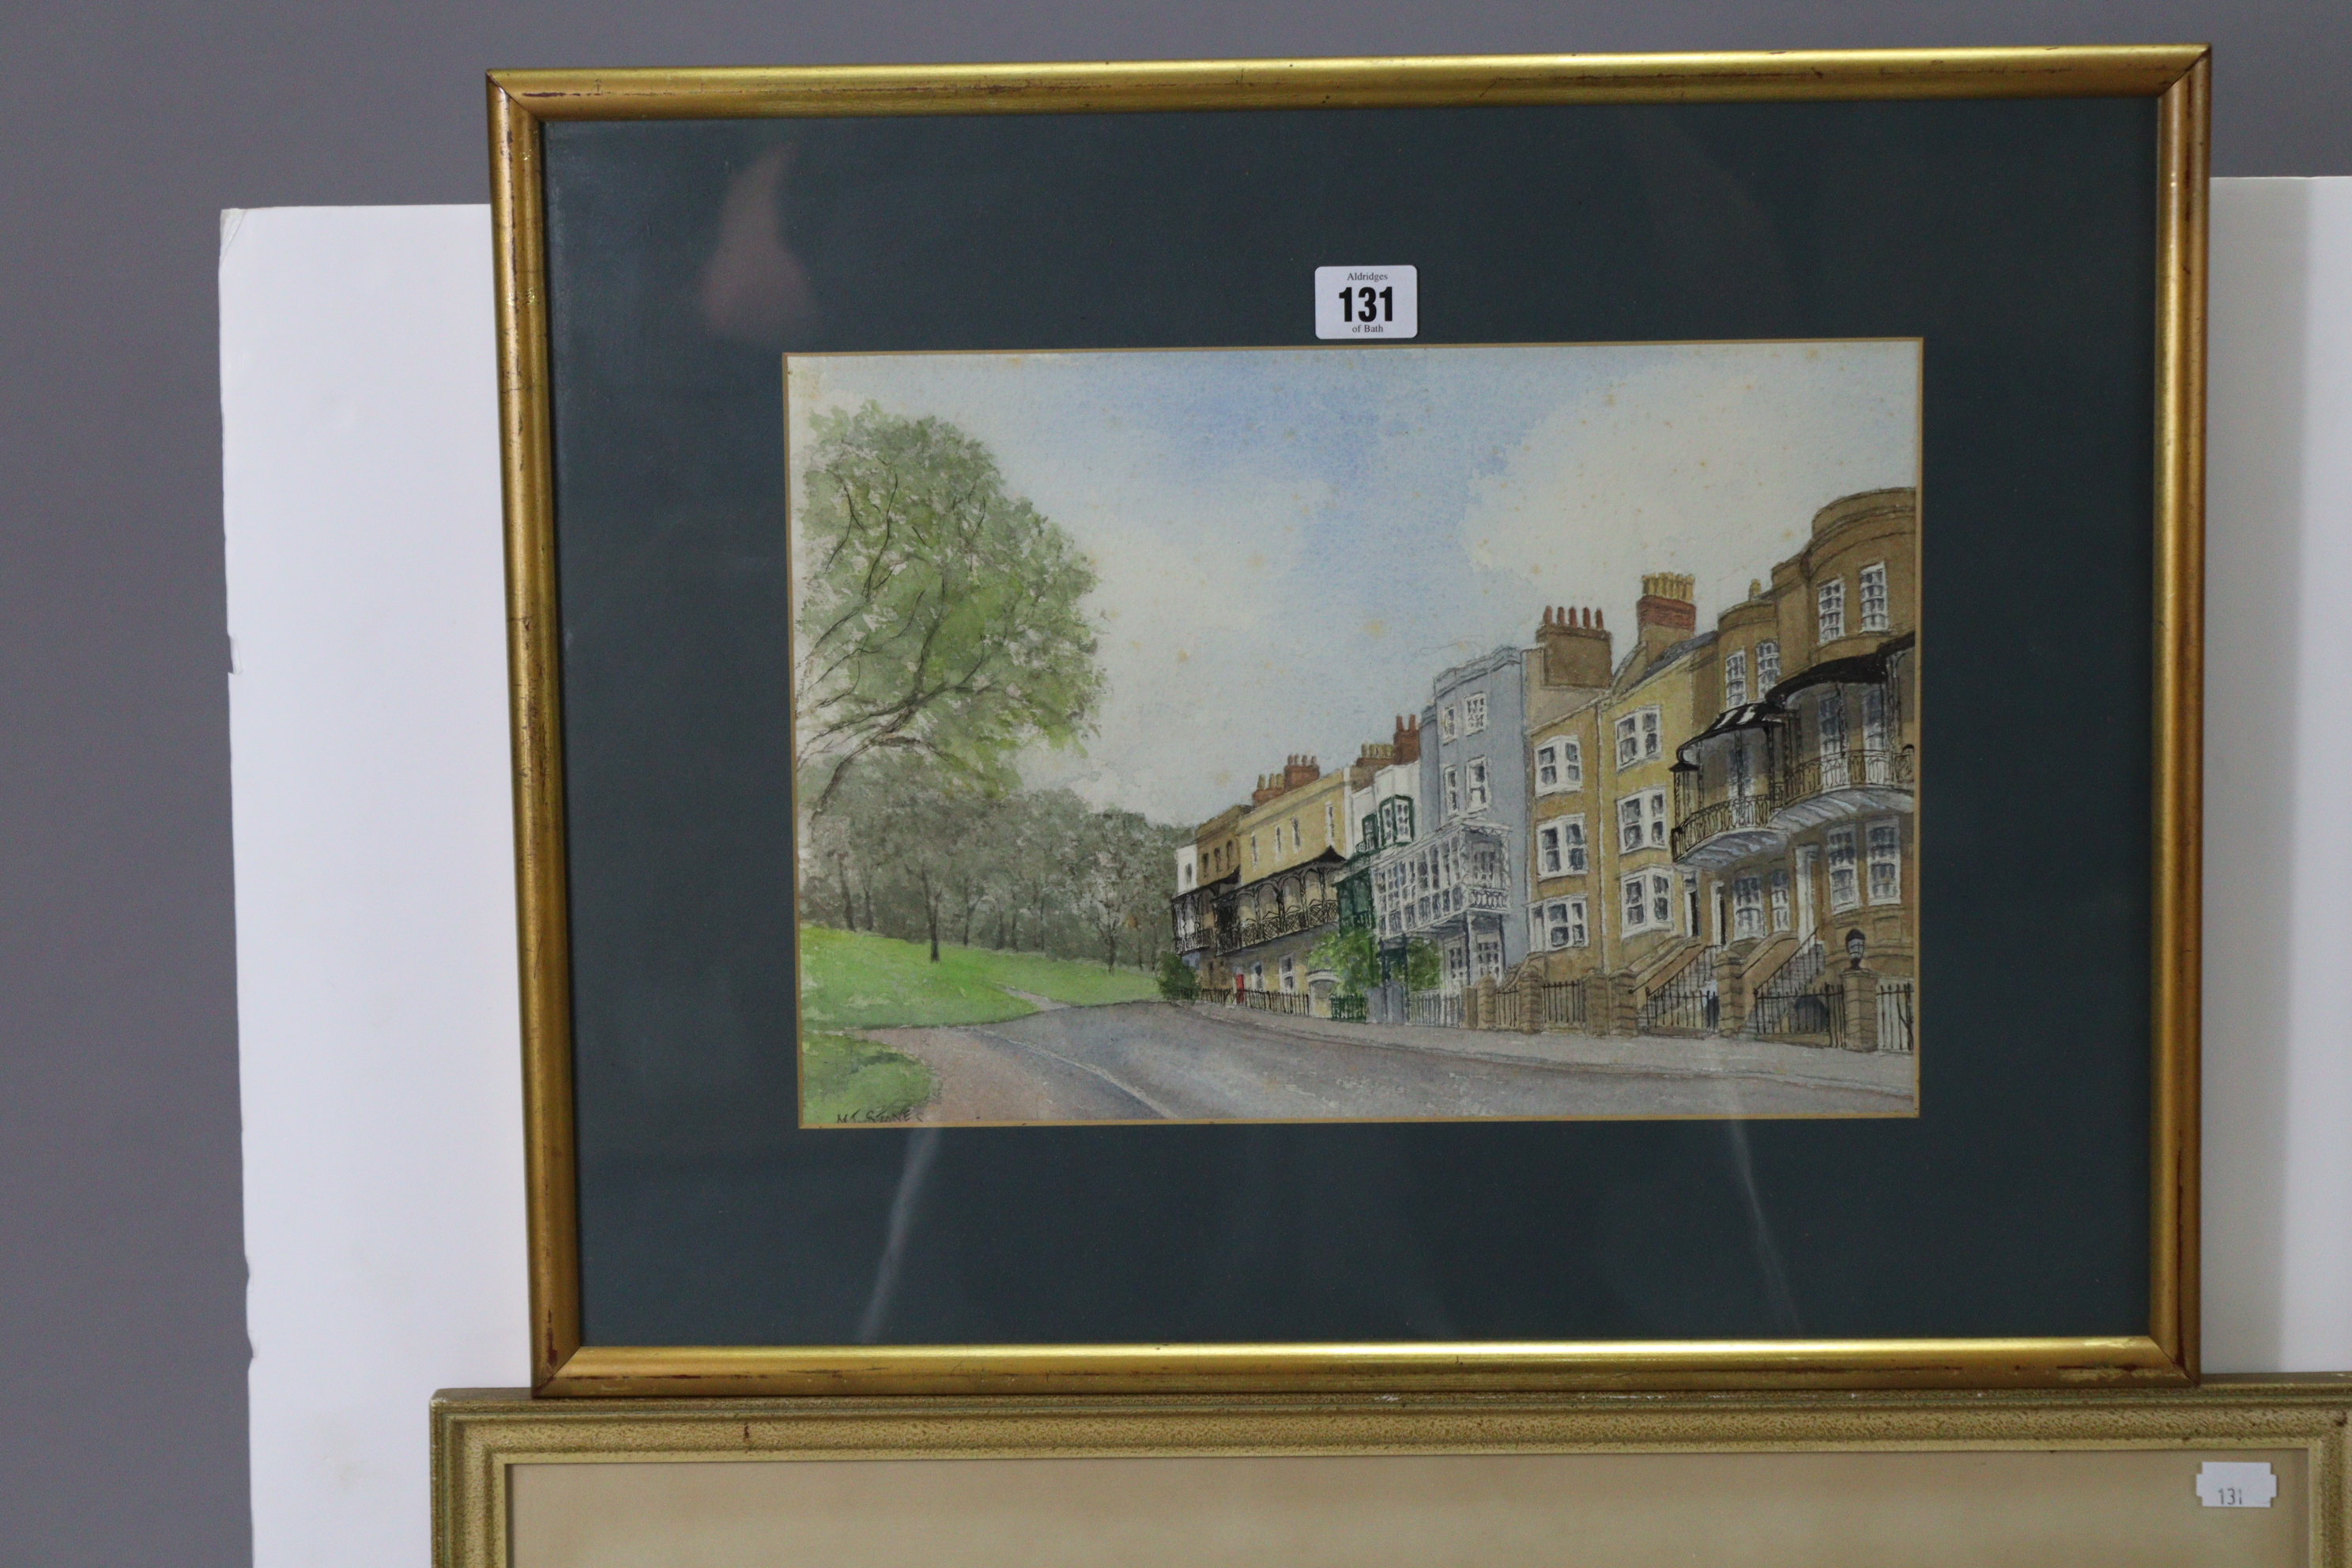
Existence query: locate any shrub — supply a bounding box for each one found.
[1155,951,1200,1001]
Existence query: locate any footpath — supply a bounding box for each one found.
[1185,1000,1915,1097]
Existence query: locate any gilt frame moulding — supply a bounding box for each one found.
[432,1381,2348,1568]
[488,46,2208,1398]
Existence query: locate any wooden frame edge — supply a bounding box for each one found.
[493,46,2211,1400]
[490,77,584,1391]
[534,1337,2190,1399]
[488,45,2209,119]
[2149,47,2211,1380]
[434,1381,2352,1568]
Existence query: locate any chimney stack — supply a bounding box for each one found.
[1535,603,1614,688]
[1634,572,1697,665]
[1392,713,1423,764]
[1253,753,1324,805]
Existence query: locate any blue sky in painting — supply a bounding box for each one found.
[790,341,1920,827]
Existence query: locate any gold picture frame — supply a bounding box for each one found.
[489,46,2207,1398]
[434,1380,2343,1568]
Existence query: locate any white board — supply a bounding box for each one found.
[220,205,527,1568]
[2203,178,2352,1371]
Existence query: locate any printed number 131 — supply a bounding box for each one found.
[1340,285,1394,323]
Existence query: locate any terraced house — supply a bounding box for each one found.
[1668,487,1919,1051]
[1168,487,1917,1054]
[1516,605,1615,1012]
[1517,575,1718,1023]
[1374,646,1534,1016]
[1169,802,1245,974]
[1184,753,1371,1007]
[1335,719,1423,1022]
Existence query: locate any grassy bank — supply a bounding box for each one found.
[798,929,1161,1125]
[801,1032,936,1124]
[799,926,1159,1031]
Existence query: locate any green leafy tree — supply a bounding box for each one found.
[1007,789,1092,957]
[1116,820,1190,972]
[805,754,989,961]
[940,793,1011,949]
[795,404,1104,811]
[1404,937,1442,993]
[1307,925,1379,997]
[1080,808,1159,971]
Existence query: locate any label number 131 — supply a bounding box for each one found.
[1339,285,1393,324]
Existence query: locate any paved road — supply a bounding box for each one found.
[870,1001,1914,1125]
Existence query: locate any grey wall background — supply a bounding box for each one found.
[0,2,2345,1562]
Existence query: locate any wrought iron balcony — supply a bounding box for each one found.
[1670,791,1781,865]
[1218,897,1338,955]
[1168,885,1220,953]
[1773,744,1915,829]
[1672,747,1913,865]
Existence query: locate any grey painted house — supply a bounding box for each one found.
[1400,646,1530,992]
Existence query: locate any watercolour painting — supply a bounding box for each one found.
[790,341,1921,1128]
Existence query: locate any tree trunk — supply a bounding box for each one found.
[837,856,855,930]
[922,869,941,962]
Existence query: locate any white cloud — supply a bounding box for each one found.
[1453,341,1920,636]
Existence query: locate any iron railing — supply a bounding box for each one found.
[1637,946,1720,1035]
[1492,978,1594,1031]
[1757,988,1837,1041]
[1541,978,1590,1029]
[1408,989,1464,1028]
[1240,988,1310,1016]
[1672,744,1916,858]
[1217,898,1337,955]
[1876,979,1917,1054]
[1329,993,1367,1023]
[1747,937,1835,1041]
[1669,791,1778,859]
[1780,744,1914,805]
[1169,885,1221,954]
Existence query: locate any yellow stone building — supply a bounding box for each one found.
[1514,490,1918,1049]
[1187,755,1367,1004]
[1520,575,1719,1027]
[1671,487,1919,1048]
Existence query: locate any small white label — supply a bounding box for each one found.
[2196,1461,2277,1508]
[1315,266,1417,340]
